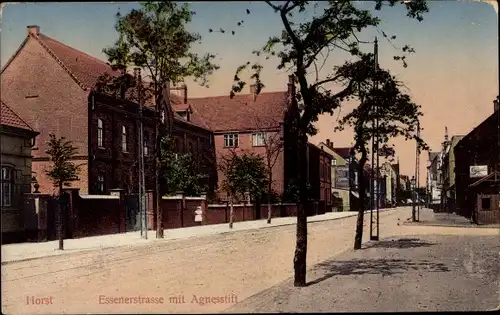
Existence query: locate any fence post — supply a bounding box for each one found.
[200,192,207,225]
[110,188,126,233]
[62,188,80,238]
[146,190,155,231]
[177,191,185,228]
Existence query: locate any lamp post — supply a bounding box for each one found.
[411,176,417,222]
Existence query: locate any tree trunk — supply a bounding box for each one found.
[267,179,272,224]
[293,134,308,287]
[58,182,64,250]
[354,153,368,250]
[229,195,234,229]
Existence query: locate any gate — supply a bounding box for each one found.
[125,194,141,231]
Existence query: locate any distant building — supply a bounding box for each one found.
[454,97,499,224]
[318,140,353,211]
[427,152,442,209]
[441,134,465,213]
[1,101,39,243]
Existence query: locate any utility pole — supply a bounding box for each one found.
[416,121,421,221]
[156,81,171,239]
[135,68,147,239]
[370,36,379,241]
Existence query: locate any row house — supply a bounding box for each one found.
[440,132,465,213]
[318,141,362,212]
[1,101,39,243]
[1,25,216,197]
[454,97,500,224]
[381,161,398,207]
[426,151,441,209]
[318,140,351,211]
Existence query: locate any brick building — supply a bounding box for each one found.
[1,25,216,196]
[1,101,40,243]
[182,77,332,208]
[454,98,500,223]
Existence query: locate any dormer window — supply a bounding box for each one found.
[177,110,189,120]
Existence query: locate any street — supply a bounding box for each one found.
[2,208,499,314]
[226,234,500,313]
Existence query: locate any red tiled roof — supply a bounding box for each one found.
[187,91,289,132]
[35,34,121,90]
[30,32,213,131]
[1,101,36,131]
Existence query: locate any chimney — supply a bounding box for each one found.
[183,84,188,104]
[27,25,40,37]
[250,84,257,102]
[494,96,499,112]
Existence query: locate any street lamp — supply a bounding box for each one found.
[411,176,417,222]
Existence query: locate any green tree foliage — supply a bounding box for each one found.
[333,54,429,248]
[220,151,268,202]
[102,1,220,238]
[103,1,219,98]
[211,0,429,286]
[45,134,81,194]
[160,136,207,197]
[45,133,81,250]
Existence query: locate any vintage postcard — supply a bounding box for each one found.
[1,1,499,314]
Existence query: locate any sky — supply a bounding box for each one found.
[1,1,498,187]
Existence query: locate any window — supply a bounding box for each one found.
[481,197,491,211]
[332,159,337,166]
[97,118,104,148]
[252,132,266,147]
[97,175,105,194]
[144,132,149,156]
[224,134,239,148]
[122,125,128,152]
[1,166,13,207]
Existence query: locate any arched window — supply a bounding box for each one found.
[1,166,13,207]
[122,125,128,152]
[144,132,149,156]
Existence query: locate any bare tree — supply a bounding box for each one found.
[218,150,238,229]
[252,117,284,224]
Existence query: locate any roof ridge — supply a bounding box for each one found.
[34,33,88,90]
[188,90,286,100]
[1,100,35,131]
[1,36,30,74]
[186,103,211,130]
[40,34,111,66]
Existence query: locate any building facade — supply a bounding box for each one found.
[454,98,499,223]
[1,101,39,243]
[1,25,216,198]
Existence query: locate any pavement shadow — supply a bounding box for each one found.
[307,258,450,287]
[362,238,436,250]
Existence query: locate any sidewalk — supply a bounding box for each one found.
[402,208,491,227]
[1,208,398,264]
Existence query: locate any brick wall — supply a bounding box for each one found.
[32,159,89,195]
[214,129,285,199]
[89,93,217,196]
[1,36,89,158]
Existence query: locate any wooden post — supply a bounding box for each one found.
[225,200,229,223]
[178,191,185,228]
